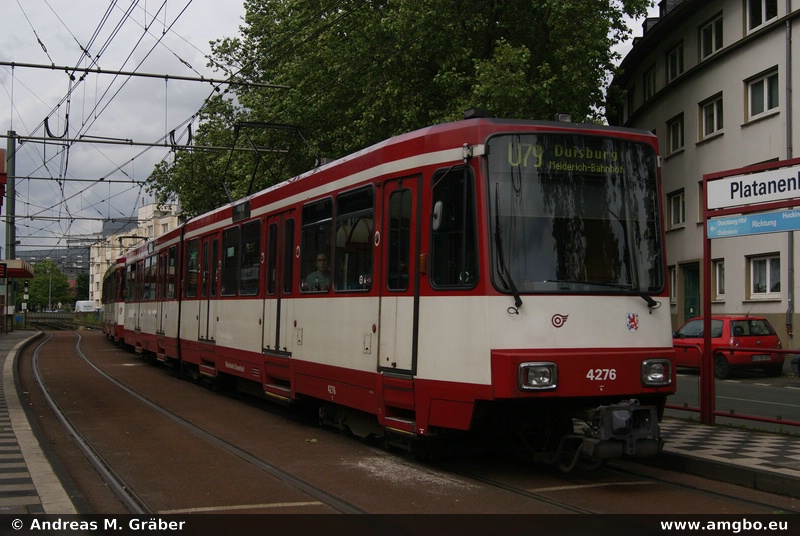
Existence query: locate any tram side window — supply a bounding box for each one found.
[267,223,278,295]
[185,239,199,298]
[240,220,261,296]
[147,255,157,300]
[119,269,126,302]
[201,242,210,299]
[335,187,373,291]
[142,257,150,301]
[166,246,176,299]
[125,264,136,302]
[301,198,332,292]
[387,189,412,291]
[210,240,219,297]
[284,219,295,294]
[430,166,478,288]
[221,226,241,296]
[136,261,145,301]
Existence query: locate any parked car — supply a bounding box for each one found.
[672,315,784,379]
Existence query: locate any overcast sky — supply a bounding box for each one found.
[0,0,656,260]
[1,0,246,257]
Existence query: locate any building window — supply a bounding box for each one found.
[748,0,778,31]
[701,94,724,139]
[700,14,723,59]
[667,42,684,82]
[669,266,677,303]
[748,70,779,120]
[667,114,684,155]
[643,66,656,102]
[627,84,636,116]
[668,190,685,229]
[750,255,780,297]
[713,259,725,299]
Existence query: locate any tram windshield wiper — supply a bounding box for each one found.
[494,184,522,312]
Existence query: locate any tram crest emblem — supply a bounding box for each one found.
[626,313,639,332]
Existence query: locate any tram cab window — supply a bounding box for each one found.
[430,166,478,288]
[334,187,373,291]
[301,198,332,292]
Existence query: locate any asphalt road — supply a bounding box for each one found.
[668,368,800,433]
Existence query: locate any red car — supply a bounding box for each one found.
[673,316,784,379]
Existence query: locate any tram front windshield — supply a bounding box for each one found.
[487,133,664,296]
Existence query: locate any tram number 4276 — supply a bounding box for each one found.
[586,369,617,381]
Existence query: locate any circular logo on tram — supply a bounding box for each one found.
[551,314,569,328]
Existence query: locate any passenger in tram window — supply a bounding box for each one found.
[304,252,330,291]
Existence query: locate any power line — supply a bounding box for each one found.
[0,61,288,89]
[4,132,290,154]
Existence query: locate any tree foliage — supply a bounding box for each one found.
[22,260,72,311]
[147,0,651,216]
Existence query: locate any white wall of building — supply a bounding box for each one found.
[612,0,800,345]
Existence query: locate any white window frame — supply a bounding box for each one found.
[700,14,723,60]
[667,114,684,155]
[749,255,780,298]
[643,66,656,102]
[667,42,684,82]
[701,95,724,139]
[748,70,779,120]
[748,0,778,32]
[713,259,725,300]
[668,190,685,229]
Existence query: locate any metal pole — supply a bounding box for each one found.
[5,132,15,330]
[701,173,715,425]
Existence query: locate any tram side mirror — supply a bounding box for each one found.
[432,200,443,231]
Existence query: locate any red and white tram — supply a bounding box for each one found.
[107,114,675,467]
[101,256,126,343]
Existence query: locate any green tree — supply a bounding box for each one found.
[24,260,71,311]
[75,273,90,301]
[147,0,651,216]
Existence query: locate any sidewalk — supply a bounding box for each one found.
[657,416,800,497]
[0,328,798,514]
[0,330,76,514]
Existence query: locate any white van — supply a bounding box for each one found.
[74,300,95,313]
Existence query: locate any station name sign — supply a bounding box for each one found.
[707,164,800,210]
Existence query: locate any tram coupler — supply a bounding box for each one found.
[582,399,662,458]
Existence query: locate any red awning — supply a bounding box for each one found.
[1,260,35,279]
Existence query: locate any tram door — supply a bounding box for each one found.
[198,235,219,342]
[263,213,295,355]
[379,176,420,373]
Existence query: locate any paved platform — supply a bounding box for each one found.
[0,328,798,514]
[0,330,75,514]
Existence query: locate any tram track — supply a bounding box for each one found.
[434,457,797,515]
[30,330,366,514]
[22,329,800,515]
[31,332,151,514]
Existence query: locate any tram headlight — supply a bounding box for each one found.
[518,362,557,391]
[641,359,672,387]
